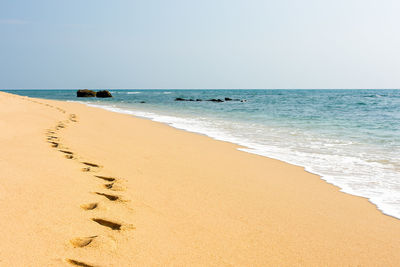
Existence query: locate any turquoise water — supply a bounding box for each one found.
[4,89,400,218]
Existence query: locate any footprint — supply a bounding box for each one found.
[82,163,101,172]
[59,150,73,155]
[70,236,97,248]
[104,183,124,191]
[80,203,98,210]
[49,141,59,148]
[65,154,74,159]
[82,162,101,168]
[66,259,95,267]
[92,218,121,230]
[104,183,113,189]
[95,192,119,201]
[69,114,78,122]
[94,175,116,182]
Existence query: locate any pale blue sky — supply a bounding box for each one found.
[1,0,399,89]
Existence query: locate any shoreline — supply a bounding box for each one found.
[1,91,400,266]
[84,101,399,221]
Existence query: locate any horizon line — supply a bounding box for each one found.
[1,88,399,90]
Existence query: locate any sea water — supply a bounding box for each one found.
[4,89,400,219]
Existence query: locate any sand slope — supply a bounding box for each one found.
[1,91,400,266]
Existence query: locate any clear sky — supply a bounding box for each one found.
[1,0,399,89]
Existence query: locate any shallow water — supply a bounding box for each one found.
[4,89,400,218]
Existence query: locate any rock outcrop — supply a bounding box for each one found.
[207,98,224,102]
[77,89,96,97]
[174,97,246,103]
[96,90,112,98]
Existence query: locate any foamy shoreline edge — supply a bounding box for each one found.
[79,101,399,221]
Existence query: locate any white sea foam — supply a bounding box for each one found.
[86,103,400,219]
[127,92,141,94]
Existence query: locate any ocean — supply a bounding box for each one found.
[4,89,400,219]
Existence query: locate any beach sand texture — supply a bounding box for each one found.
[1,91,400,266]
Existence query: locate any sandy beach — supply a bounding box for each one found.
[1,91,400,266]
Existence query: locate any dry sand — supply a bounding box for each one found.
[1,91,400,266]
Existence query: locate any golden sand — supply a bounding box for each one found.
[0,91,399,266]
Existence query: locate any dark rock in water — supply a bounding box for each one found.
[96,90,112,98]
[77,89,96,97]
[140,101,146,103]
[173,97,241,103]
[207,98,224,102]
